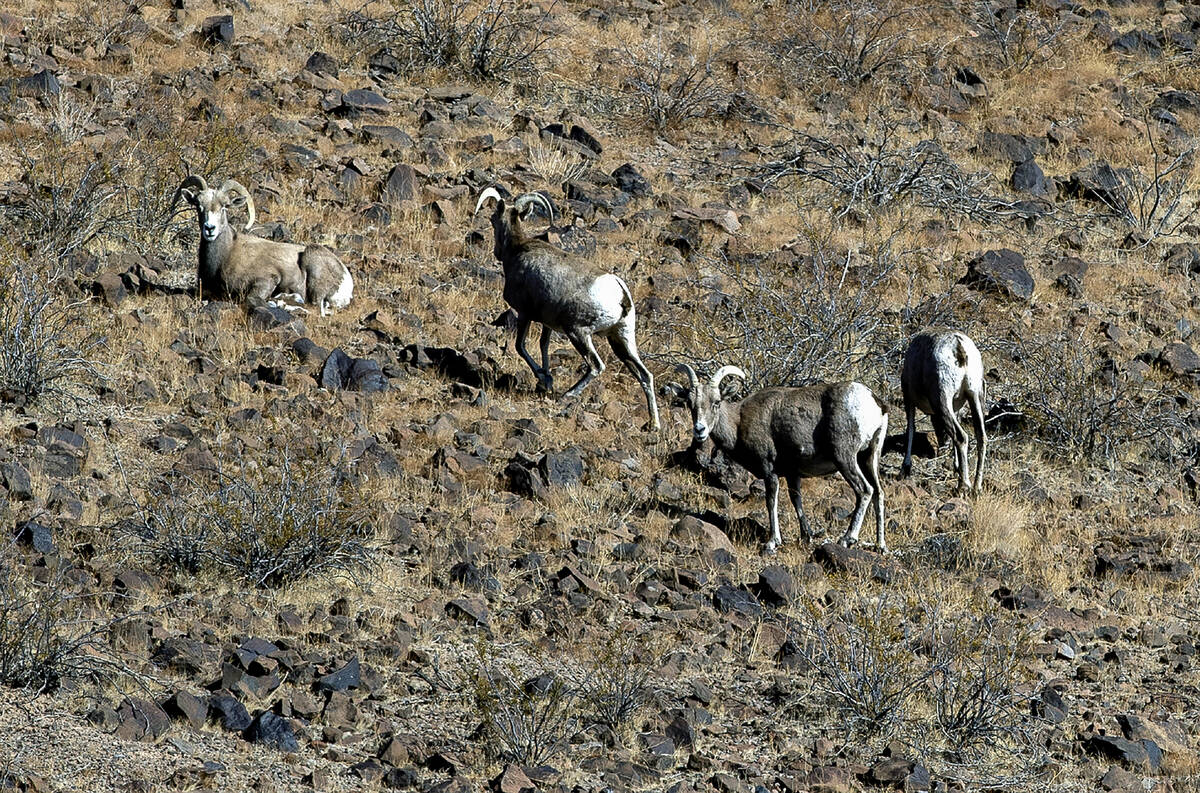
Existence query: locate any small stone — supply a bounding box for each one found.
[961,249,1034,302]
[712,583,762,618]
[13,520,53,554]
[753,564,796,607]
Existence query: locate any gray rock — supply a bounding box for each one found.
[115,697,172,742]
[962,248,1034,302]
[244,711,299,752]
[341,89,390,114]
[1157,343,1200,376]
[383,163,417,203]
[304,51,339,78]
[14,520,53,554]
[3,462,33,501]
[539,448,584,487]
[316,657,361,693]
[753,564,796,607]
[712,583,763,618]
[200,15,234,46]
[17,69,61,97]
[1011,159,1050,196]
[209,694,253,732]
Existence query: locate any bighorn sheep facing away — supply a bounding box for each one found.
[474,187,659,431]
[670,364,889,553]
[171,176,354,315]
[900,329,987,495]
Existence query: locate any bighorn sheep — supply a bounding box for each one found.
[900,329,987,495]
[670,364,889,553]
[171,175,354,315]
[474,187,659,431]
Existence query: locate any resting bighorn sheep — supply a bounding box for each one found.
[171,175,354,315]
[474,187,660,431]
[900,329,987,495]
[670,364,890,553]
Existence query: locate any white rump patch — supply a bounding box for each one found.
[589,274,628,331]
[845,383,884,449]
[329,266,354,310]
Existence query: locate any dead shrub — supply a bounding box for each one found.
[121,451,377,589]
[672,226,904,391]
[0,252,103,407]
[0,543,119,693]
[775,0,934,87]
[618,35,731,131]
[345,0,558,80]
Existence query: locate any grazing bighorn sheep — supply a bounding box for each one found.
[474,187,659,431]
[171,175,354,315]
[900,329,987,495]
[670,364,889,553]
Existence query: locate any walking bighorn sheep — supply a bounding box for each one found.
[474,187,660,431]
[900,329,987,495]
[171,175,354,315]
[671,364,890,553]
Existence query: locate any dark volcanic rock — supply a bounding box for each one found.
[200,14,234,46]
[539,448,584,487]
[1063,162,1124,207]
[1157,343,1200,377]
[752,564,796,607]
[1085,734,1160,771]
[13,520,53,554]
[316,657,361,693]
[17,69,61,97]
[304,51,339,77]
[209,693,253,732]
[712,583,763,618]
[320,348,388,392]
[961,248,1034,302]
[1011,159,1050,196]
[163,690,208,729]
[613,163,651,197]
[244,710,299,752]
[115,697,172,742]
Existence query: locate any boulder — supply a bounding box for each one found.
[961,249,1034,302]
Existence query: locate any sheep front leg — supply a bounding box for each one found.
[515,317,552,392]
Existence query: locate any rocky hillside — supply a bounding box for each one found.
[1,0,1199,791]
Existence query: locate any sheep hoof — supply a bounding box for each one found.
[535,376,554,393]
[838,536,857,549]
[641,420,660,432]
[899,464,912,478]
[763,541,778,555]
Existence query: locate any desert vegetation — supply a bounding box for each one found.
[0,0,1197,790]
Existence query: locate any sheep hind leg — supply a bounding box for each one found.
[900,400,917,478]
[763,474,782,554]
[539,324,554,392]
[861,425,888,553]
[941,401,970,496]
[608,323,659,431]
[562,330,604,399]
[834,456,874,550]
[968,389,987,495]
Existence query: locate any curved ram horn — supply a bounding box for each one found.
[169,175,208,213]
[513,192,555,224]
[674,362,700,394]
[217,179,255,230]
[709,365,747,395]
[474,186,504,215]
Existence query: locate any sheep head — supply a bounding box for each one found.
[670,363,746,443]
[171,176,256,242]
[474,187,555,257]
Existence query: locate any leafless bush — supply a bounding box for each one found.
[754,111,1027,223]
[345,0,557,80]
[577,633,653,735]
[776,0,932,86]
[969,1,1067,74]
[1002,331,1188,464]
[469,642,583,765]
[788,593,931,738]
[619,36,730,131]
[0,254,102,406]
[121,452,377,589]
[1100,125,1198,245]
[673,228,905,391]
[8,132,122,265]
[0,543,117,693]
